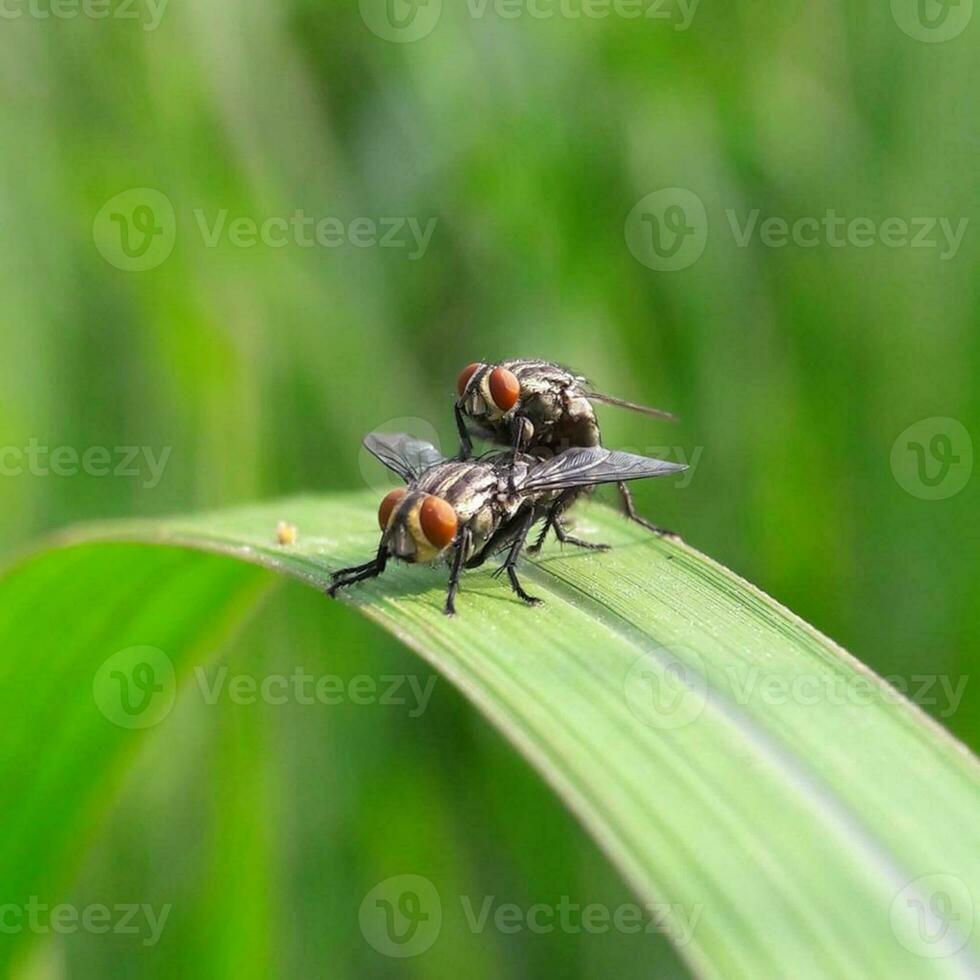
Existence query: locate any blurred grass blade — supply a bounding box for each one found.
[2,492,979,978]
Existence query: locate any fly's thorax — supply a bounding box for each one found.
[415,461,472,494]
[489,454,530,492]
[423,459,503,562]
[515,389,560,442]
[501,359,583,391]
[418,460,497,519]
[504,363,598,452]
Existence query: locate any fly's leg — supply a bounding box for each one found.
[444,527,472,616]
[505,415,530,492]
[527,490,574,553]
[454,402,473,460]
[553,519,610,552]
[617,481,680,539]
[527,520,552,554]
[528,490,608,554]
[530,513,609,553]
[492,508,542,607]
[327,544,388,598]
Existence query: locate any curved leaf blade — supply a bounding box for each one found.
[2,492,978,978]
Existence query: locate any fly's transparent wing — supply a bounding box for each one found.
[520,447,686,495]
[363,433,446,482]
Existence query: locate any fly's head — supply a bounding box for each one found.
[377,488,459,564]
[456,362,522,427]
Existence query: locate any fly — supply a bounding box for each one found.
[454,359,681,536]
[328,432,686,615]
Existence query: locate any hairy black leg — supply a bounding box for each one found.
[617,482,680,539]
[454,402,473,460]
[492,509,542,607]
[529,496,610,554]
[444,527,471,616]
[528,490,575,554]
[327,543,388,598]
[331,556,378,578]
[552,519,610,552]
[527,520,551,554]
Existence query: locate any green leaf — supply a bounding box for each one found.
[2,493,978,978]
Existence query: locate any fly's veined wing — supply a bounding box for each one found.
[520,447,686,495]
[362,433,446,482]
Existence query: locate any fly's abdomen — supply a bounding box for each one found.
[556,390,601,449]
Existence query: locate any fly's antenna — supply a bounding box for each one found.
[587,392,678,422]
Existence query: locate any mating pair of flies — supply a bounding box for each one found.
[329,359,686,615]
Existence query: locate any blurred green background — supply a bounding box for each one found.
[1,0,977,976]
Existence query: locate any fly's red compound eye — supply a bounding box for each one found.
[419,496,458,550]
[378,488,407,530]
[457,363,481,397]
[488,367,520,412]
